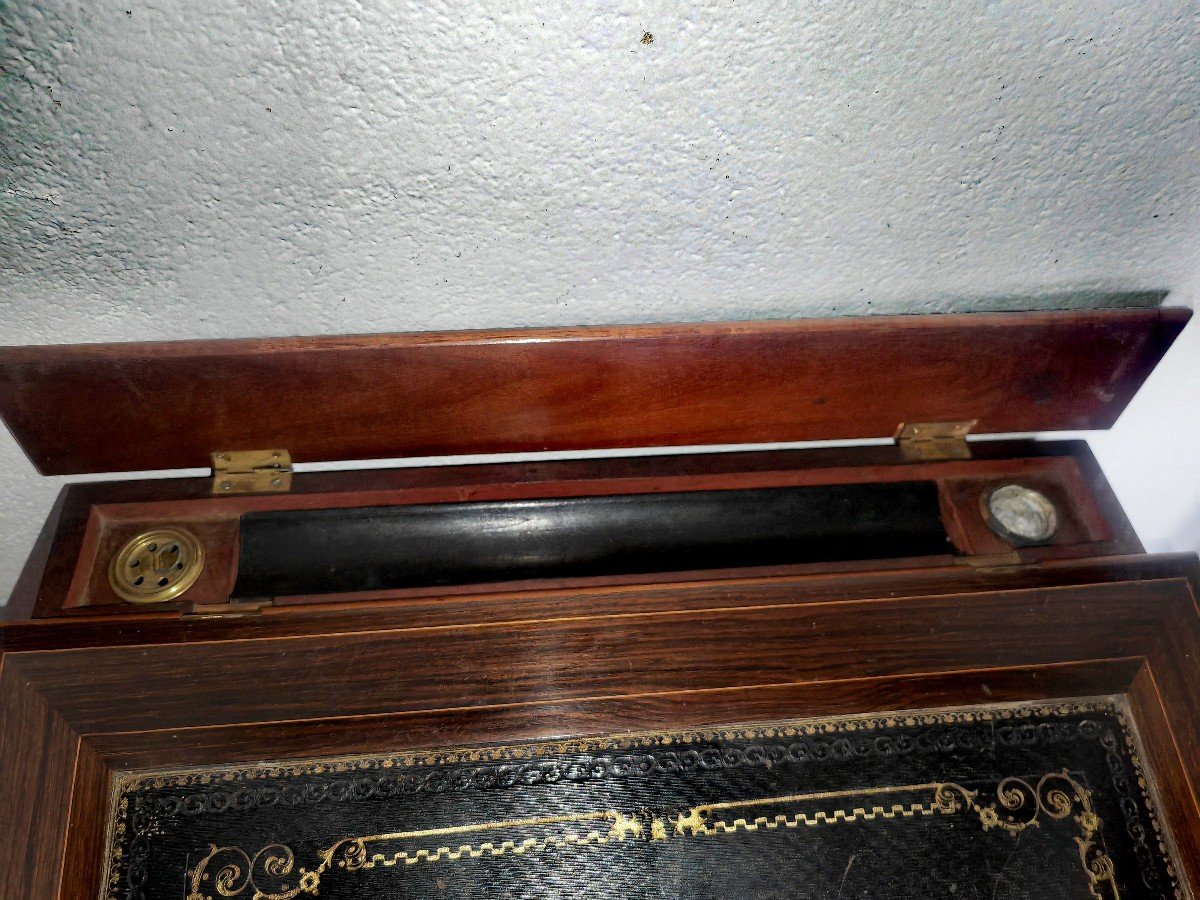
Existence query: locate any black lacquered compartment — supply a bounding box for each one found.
[233,480,949,598]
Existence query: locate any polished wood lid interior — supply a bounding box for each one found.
[0,307,1189,475]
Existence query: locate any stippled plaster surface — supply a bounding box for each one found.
[2,1,1199,599]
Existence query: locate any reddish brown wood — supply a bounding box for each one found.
[84,660,1146,769]
[0,657,78,899]
[62,452,1105,611]
[2,552,1190,655]
[71,516,239,608]
[1,309,1191,898]
[2,484,68,620]
[15,440,1137,617]
[940,464,1109,555]
[1,555,1199,899]
[3,439,1138,616]
[62,742,108,900]
[0,308,1189,475]
[1127,664,1200,884]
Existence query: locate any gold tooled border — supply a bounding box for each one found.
[187,772,1119,899]
[101,696,1184,900]
[114,698,1118,791]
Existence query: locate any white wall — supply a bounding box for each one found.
[1083,295,1200,554]
[2,1,1199,598]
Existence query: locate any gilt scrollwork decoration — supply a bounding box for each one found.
[975,772,1118,900]
[187,843,317,900]
[187,770,1120,900]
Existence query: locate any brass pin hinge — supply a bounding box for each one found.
[955,550,1024,569]
[895,420,976,462]
[212,449,293,494]
[182,597,273,619]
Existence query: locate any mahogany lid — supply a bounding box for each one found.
[0,307,1189,476]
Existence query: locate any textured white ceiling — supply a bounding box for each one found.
[2,1,1199,599]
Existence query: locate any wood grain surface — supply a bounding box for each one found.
[1,553,1199,898]
[0,307,1189,474]
[4,440,1143,619]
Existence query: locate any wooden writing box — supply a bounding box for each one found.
[1,307,1198,899]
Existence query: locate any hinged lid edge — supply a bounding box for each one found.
[0,306,1189,476]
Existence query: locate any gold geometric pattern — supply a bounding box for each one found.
[103,700,1182,900]
[185,770,1120,900]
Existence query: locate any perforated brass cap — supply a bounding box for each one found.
[109,527,205,603]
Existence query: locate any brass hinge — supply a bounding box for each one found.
[895,420,976,462]
[211,449,293,494]
[182,597,274,619]
[954,551,1024,569]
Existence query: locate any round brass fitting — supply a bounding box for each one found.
[109,527,205,603]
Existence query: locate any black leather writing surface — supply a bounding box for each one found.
[107,700,1179,899]
[234,481,948,598]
